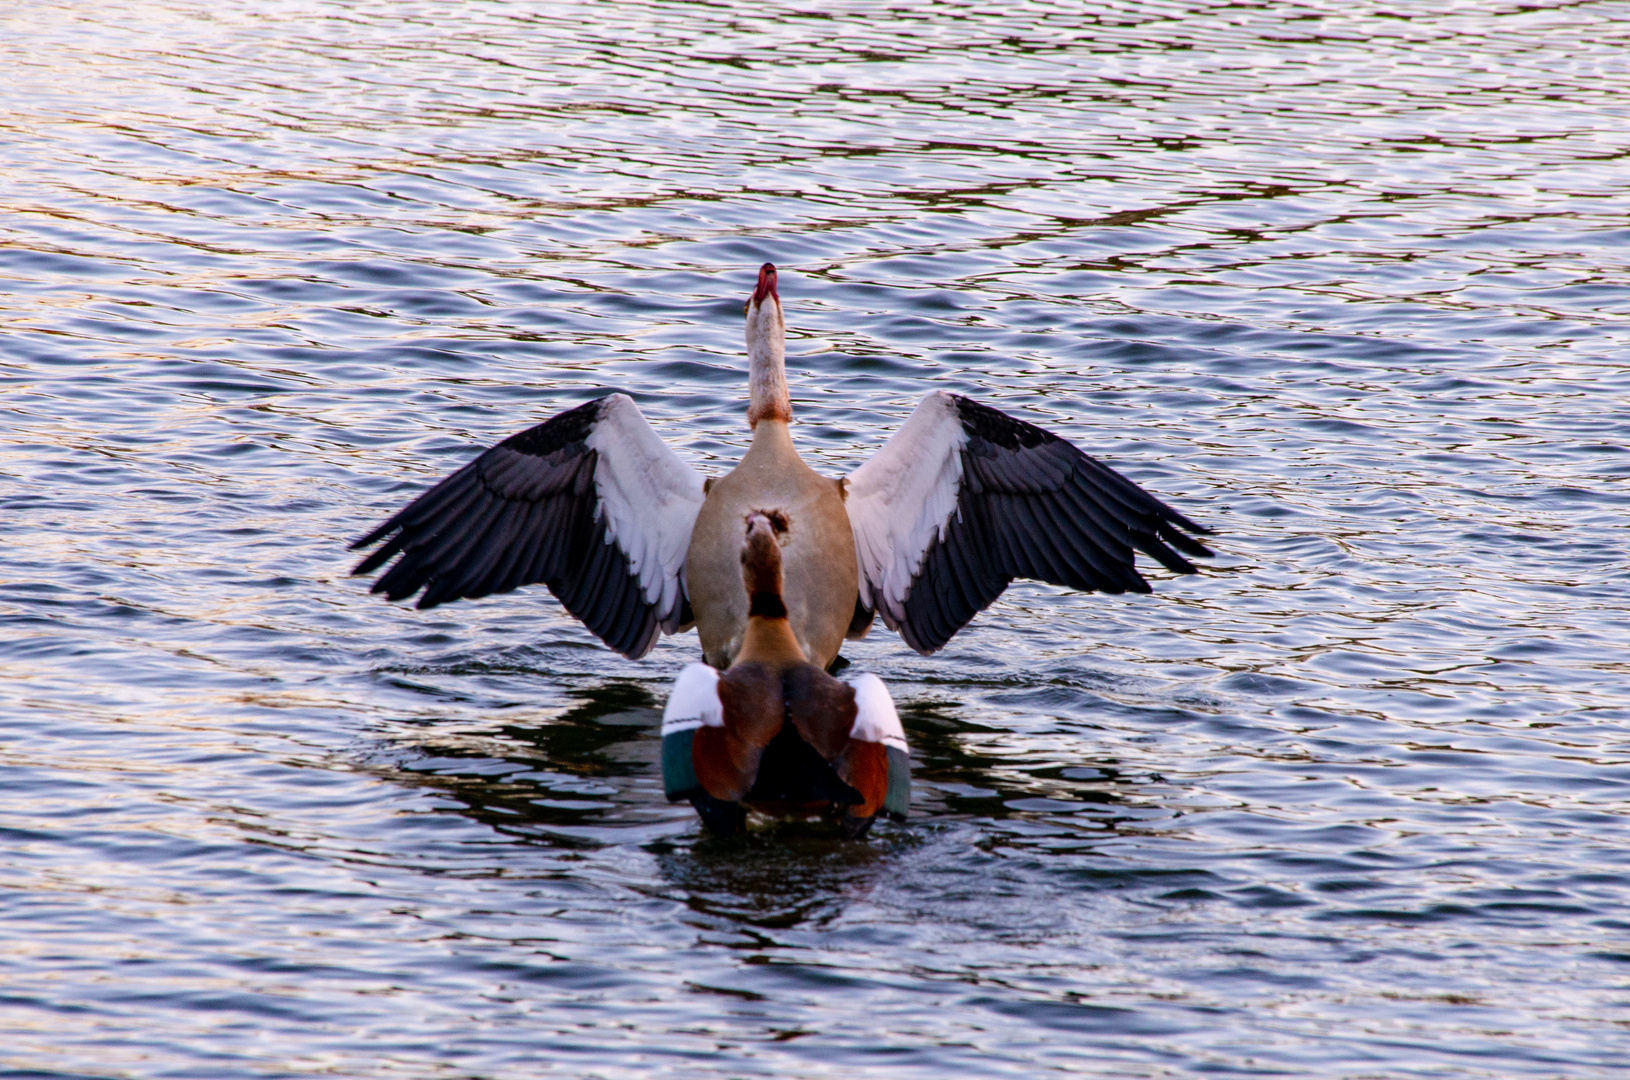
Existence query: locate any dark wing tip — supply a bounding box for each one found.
[349,525,391,552]
[1174,512,1214,537]
[901,396,1218,645]
[350,545,392,577]
[1164,527,1214,560]
[1153,502,1214,543]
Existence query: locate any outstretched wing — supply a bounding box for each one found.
[350,393,706,659]
[845,390,1212,655]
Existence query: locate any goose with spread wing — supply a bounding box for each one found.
[350,263,1212,833]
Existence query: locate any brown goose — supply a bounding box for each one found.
[659,511,908,838]
[350,263,1212,833]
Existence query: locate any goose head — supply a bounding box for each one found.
[745,263,790,427]
[741,509,789,617]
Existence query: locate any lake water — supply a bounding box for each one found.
[2,1,1629,1076]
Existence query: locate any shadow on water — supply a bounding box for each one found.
[373,666,1155,897]
[900,695,1147,826]
[384,678,669,850]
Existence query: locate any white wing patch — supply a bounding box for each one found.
[844,391,968,628]
[846,672,908,754]
[662,662,723,736]
[587,394,708,631]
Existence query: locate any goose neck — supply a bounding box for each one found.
[745,296,790,427]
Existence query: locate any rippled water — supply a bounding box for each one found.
[3,1,1629,1076]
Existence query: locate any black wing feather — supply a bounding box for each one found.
[349,396,673,660]
[893,395,1212,654]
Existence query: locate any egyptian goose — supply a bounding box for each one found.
[351,263,1211,834]
[658,511,909,837]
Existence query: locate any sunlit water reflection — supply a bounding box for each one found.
[2,1,1628,1076]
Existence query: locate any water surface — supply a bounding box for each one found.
[2,1,1629,1077]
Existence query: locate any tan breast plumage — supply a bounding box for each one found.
[684,419,858,671]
